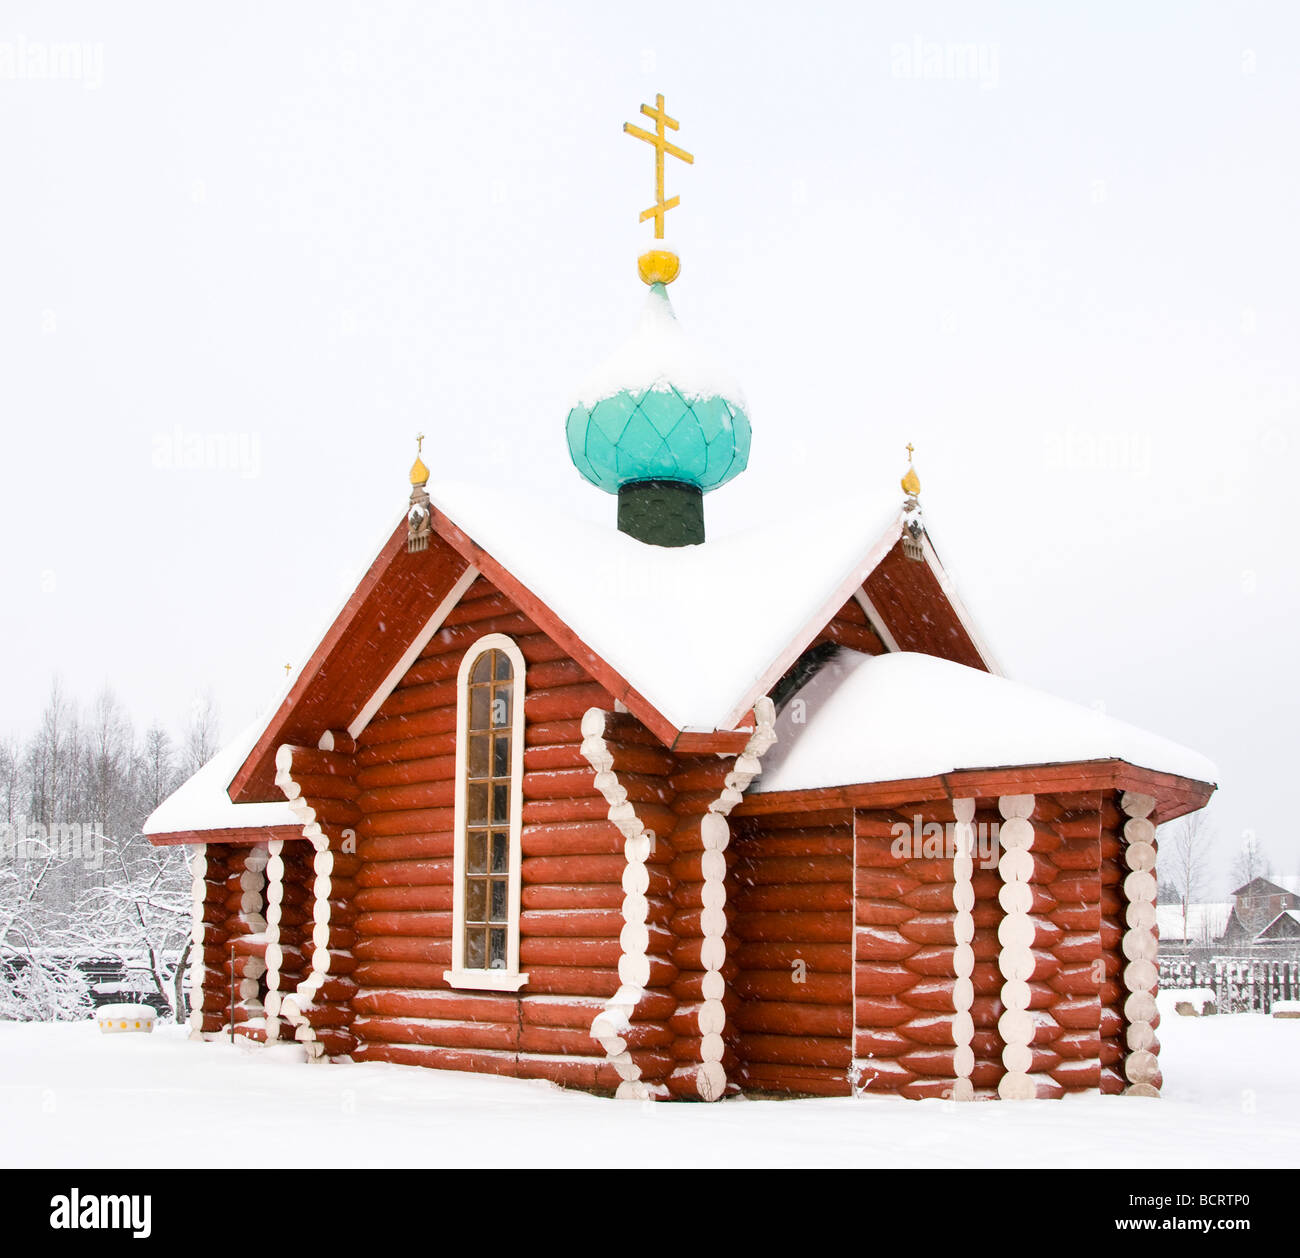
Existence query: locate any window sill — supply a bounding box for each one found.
[443,969,529,993]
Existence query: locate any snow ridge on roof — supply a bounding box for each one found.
[430,479,905,732]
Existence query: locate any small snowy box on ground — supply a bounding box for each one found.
[95,1004,157,1034]
[1272,1000,1300,1020]
[1166,988,1216,1016]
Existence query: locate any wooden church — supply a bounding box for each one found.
[145,96,1216,1102]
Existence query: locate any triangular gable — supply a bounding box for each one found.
[1256,909,1300,940]
[228,483,999,804]
[1229,876,1296,899]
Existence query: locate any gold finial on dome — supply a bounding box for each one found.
[625,93,693,285]
[900,442,921,497]
[409,432,429,487]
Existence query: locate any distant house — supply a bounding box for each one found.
[1222,876,1300,946]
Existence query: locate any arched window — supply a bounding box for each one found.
[445,633,528,991]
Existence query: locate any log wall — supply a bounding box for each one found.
[728,807,855,1097]
[346,574,653,1091]
[1043,791,1105,1094]
[853,805,961,1100]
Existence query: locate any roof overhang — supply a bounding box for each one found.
[736,758,1215,824]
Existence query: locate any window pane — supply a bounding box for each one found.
[490,879,508,922]
[491,831,508,874]
[471,653,493,683]
[492,783,508,824]
[489,928,506,969]
[467,784,488,825]
[467,830,487,875]
[493,651,512,681]
[492,734,509,777]
[469,685,490,730]
[468,732,490,779]
[491,688,510,728]
[466,929,486,969]
[466,879,486,922]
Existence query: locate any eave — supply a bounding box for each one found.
[736,758,1215,823]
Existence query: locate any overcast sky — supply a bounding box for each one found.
[2,2,1296,892]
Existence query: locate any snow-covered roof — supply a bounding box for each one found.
[1156,903,1230,943]
[755,651,1219,795]
[142,720,296,836]
[429,479,908,733]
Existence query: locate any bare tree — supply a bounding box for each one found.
[0,736,18,825]
[182,691,220,778]
[73,834,191,1021]
[1229,832,1272,891]
[141,724,176,810]
[86,688,133,834]
[1160,812,1215,945]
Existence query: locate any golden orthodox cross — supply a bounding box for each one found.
[624,94,694,239]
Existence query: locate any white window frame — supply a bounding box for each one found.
[444,632,528,992]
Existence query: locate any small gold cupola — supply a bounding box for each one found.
[901,441,921,499]
[901,442,924,561]
[406,432,432,553]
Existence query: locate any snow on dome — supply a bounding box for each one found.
[430,479,906,733]
[573,282,745,410]
[756,651,1218,794]
[143,717,297,836]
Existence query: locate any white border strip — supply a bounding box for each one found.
[853,589,901,654]
[1118,791,1161,1097]
[347,566,480,740]
[920,535,1003,677]
[951,797,977,1100]
[580,707,663,1100]
[694,698,778,1101]
[996,793,1036,1100]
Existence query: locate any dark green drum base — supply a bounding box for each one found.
[617,480,705,548]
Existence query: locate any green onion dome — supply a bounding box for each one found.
[566,282,750,496]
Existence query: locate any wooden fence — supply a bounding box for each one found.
[1159,958,1300,1014]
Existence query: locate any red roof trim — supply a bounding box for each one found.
[737,759,1214,821]
[146,825,305,848]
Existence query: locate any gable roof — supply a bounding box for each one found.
[222,480,994,804]
[755,650,1218,799]
[1229,875,1300,898]
[1257,909,1300,939]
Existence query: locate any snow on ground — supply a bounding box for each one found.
[1,998,1295,1168]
